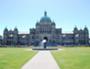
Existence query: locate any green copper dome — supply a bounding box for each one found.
[40,11,51,23]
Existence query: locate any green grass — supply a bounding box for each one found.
[52,47,90,69]
[0,48,37,69]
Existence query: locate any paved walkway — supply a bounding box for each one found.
[21,51,60,69]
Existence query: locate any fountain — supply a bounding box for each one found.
[41,38,47,49]
[32,37,58,50]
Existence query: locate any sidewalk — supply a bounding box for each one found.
[21,51,60,69]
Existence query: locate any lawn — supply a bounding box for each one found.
[52,47,90,69]
[0,48,37,69]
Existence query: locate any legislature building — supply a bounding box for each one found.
[1,11,89,46]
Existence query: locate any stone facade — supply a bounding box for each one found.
[1,11,89,46]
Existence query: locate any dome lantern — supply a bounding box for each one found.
[44,11,47,16]
[40,11,51,23]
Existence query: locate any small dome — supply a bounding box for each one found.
[14,27,18,31]
[40,11,51,23]
[52,22,55,25]
[84,26,88,31]
[74,26,78,30]
[4,27,8,32]
[84,26,88,34]
[36,22,39,26]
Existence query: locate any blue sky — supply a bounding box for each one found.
[0,0,90,35]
